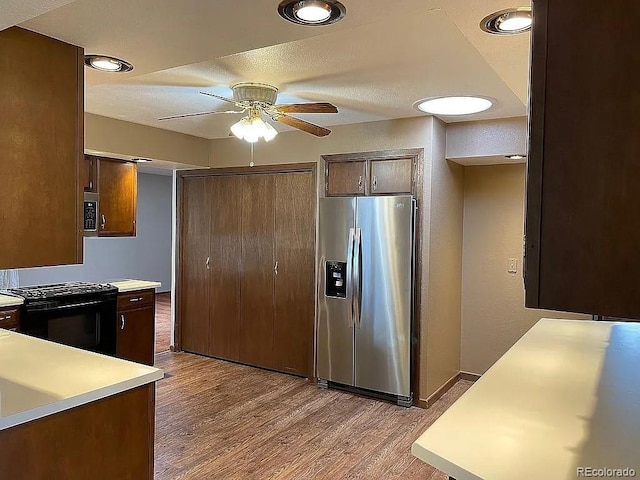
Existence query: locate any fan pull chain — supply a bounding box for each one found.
[250,142,255,167]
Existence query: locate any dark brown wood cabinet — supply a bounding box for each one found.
[323,151,416,197]
[0,385,155,480]
[326,161,366,196]
[0,307,20,332]
[370,157,414,195]
[178,165,316,377]
[525,0,640,318]
[116,289,155,366]
[0,27,83,269]
[98,158,138,237]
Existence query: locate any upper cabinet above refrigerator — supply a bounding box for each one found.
[322,150,421,197]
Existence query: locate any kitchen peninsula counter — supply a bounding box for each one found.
[0,330,162,479]
[109,279,162,292]
[0,294,23,307]
[412,319,640,480]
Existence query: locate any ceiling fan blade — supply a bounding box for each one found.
[200,91,238,104]
[274,102,338,114]
[275,114,331,137]
[158,110,244,121]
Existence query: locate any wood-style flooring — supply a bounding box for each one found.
[154,352,471,480]
[155,292,171,354]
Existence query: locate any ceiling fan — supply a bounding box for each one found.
[158,82,338,142]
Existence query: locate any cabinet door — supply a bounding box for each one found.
[326,161,366,196]
[117,305,155,366]
[209,176,242,361]
[98,159,137,237]
[84,155,98,193]
[180,177,212,355]
[525,0,640,318]
[240,175,275,369]
[370,158,413,195]
[0,308,20,332]
[0,27,83,269]
[273,172,315,377]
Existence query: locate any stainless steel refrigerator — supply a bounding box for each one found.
[317,195,414,406]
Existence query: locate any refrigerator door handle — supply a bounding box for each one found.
[346,227,355,327]
[353,227,362,328]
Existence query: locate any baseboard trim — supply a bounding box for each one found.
[460,371,481,382]
[417,372,461,409]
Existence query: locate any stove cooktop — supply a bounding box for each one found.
[8,282,117,300]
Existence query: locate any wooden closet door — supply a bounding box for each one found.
[209,176,242,361]
[180,177,211,355]
[240,175,275,368]
[273,172,316,377]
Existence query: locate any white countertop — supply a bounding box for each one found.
[109,279,162,293]
[0,330,163,430]
[412,318,640,480]
[0,294,23,308]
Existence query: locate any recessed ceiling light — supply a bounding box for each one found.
[278,0,346,26]
[506,154,526,160]
[84,55,133,73]
[131,158,152,163]
[480,7,532,35]
[414,96,493,116]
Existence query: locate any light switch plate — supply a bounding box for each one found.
[508,257,518,274]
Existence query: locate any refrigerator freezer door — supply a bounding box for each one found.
[355,196,413,397]
[317,197,356,386]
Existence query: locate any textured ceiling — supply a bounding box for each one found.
[13,0,532,140]
[0,0,77,31]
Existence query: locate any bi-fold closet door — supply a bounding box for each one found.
[180,171,315,377]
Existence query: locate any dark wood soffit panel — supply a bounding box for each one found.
[178,162,316,178]
[322,148,424,163]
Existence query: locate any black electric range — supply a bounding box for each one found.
[8,282,118,354]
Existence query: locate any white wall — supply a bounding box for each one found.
[461,164,589,375]
[18,172,172,292]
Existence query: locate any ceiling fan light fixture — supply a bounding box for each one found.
[480,7,532,35]
[231,115,278,143]
[414,96,493,116]
[278,0,346,26]
[84,54,133,73]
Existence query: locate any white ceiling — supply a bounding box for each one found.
[11,0,531,140]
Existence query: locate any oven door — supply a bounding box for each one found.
[21,296,117,355]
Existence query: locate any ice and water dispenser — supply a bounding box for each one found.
[325,261,347,298]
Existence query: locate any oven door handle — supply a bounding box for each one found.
[47,300,103,311]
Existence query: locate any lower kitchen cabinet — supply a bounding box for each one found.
[0,307,20,332]
[178,165,316,377]
[116,290,155,366]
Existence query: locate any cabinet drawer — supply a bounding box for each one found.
[118,290,154,310]
[0,308,20,331]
